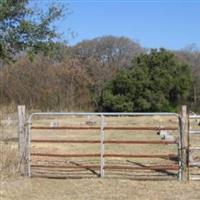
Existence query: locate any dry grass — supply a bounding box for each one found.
[0,142,18,178]
[2,177,200,200]
[1,113,200,200]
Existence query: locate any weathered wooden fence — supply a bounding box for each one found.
[18,105,190,180]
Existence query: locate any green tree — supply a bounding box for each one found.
[0,0,66,62]
[101,49,192,112]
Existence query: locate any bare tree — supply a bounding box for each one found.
[175,44,200,111]
[72,36,144,109]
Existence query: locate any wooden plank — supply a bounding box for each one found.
[18,105,29,176]
[31,139,177,144]
[31,126,178,131]
[180,105,189,181]
[18,105,25,161]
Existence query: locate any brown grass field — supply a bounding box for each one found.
[1,112,200,200]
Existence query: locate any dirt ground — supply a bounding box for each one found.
[1,113,200,200]
[2,177,200,200]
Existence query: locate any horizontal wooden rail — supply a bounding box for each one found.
[31,126,178,131]
[31,139,177,144]
[31,164,179,170]
[31,153,178,159]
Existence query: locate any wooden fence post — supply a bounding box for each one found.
[180,105,189,181]
[18,105,29,176]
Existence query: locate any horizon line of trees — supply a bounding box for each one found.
[1,1,200,112]
[1,36,200,112]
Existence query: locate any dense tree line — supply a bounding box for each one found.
[101,49,192,112]
[0,36,143,111]
[0,1,200,112]
[1,40,199,112]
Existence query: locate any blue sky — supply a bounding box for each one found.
[31,1,200,50]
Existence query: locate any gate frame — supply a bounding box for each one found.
[18,105,188,181]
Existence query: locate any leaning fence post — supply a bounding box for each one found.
[180,105,189,181]
[18,105,29,176]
